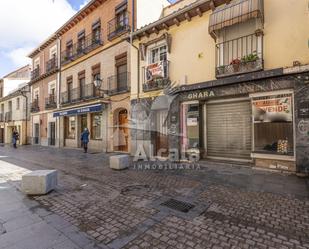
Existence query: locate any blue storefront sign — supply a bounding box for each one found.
[53,104,104,118]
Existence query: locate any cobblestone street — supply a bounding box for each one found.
[0,145,308,249]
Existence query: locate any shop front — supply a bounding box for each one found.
[54,103,107,151]
[169,72,309,172]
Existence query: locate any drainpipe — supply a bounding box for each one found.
[130,32,140,101]
[57,35,61,148]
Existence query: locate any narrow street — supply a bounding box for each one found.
[0,145,308,249]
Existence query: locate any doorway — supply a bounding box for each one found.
[114,109,128,152]
[154,110,169,157]
[0,128,4,143]
[34,123,40,144]
[49,122,56,146]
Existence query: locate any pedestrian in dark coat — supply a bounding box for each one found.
[80,128,90,153]
[12,129,19,149]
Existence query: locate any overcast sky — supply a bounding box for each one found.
[0,0,90,77]
[0,0,177,77]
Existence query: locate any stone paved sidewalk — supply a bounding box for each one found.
[0,145,308,249]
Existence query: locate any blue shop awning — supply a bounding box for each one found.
[53,104,104,118]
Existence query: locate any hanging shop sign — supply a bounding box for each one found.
[53,104,103,118]
[252,94,292,123]
[146,62,165,81]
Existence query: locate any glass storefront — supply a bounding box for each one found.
[91,113,102,140]
[180,102,201,152]
[65,116,76,139]
[252,93,294,156]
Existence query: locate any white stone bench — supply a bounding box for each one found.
[22,170,58,195]
[110,155,130,170]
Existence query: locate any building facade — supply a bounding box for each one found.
[130,0,309,173]
[0,84,31,145]
[28,35,59,147]
[0,65,31,145]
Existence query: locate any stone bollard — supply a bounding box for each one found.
[110,155,130,170]
[22,170,58,195]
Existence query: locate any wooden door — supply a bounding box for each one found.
[118,110,128,152]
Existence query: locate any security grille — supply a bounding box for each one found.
[161,199,195,213]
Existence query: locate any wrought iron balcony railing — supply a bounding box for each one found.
[61,31,103,65]
[45,95,57,109]
[31,100,40,113]
[215,33,263,78]
[60,84,104,105]
[46,57,58,73]
[31,67,40,81]
[108,15,130,40]
[107,72,130,95]
[143,60,170,92]
[5,112,12,122]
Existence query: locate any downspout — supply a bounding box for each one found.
[57,35,61,148]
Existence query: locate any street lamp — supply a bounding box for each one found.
[93,76,103,89]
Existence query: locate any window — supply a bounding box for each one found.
[67,77,73,102]
[91,113,102,139]
[65,116,76,139]
[78,71,86,98]
[66,40,73,58]
[115,53,128,91]
[77,30,85,53]
[92,19,101,43]
[149,45,167,64]
[92,64,101,96]
[253,93,294,155]
[115,2,128,32]
[16,98,20,110]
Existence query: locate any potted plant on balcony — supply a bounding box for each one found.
[230,58,241,73]
[217,65,226,75]
[241,52,259,71]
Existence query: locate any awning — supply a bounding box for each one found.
[53,104,104,118]
[209,0,263,39]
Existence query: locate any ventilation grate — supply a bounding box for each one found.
[160,199,195,213]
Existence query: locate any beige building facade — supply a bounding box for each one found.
[130,0,309,172]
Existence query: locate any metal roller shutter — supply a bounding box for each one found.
[207,100,252,159]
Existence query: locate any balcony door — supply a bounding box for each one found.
[117,64,127,91]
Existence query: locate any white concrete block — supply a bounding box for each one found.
[22,170,58,195]
[110,155,130,170]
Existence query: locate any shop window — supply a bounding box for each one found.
[181,102,201,151]
[91,113,102,140]
[65,116,76,139]
[253,93,294,155]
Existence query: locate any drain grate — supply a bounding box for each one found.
[160,199,195,213]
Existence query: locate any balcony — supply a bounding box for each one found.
[143,60,170,92]
[108,15,130,40]
[61,31,103,65]
[107,72,130,95]
[5,112,12,122]
[216,33,263,78]
[31,100,40,113]
[46,57,58,73]
[31,67,40,81]
[45,95,57,109]
[61,84,104,105]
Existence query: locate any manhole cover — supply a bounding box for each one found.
[160,199,195,213]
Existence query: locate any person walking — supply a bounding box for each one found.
[80,128,90,153]
[12,129,19,149]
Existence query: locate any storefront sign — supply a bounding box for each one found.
[185,90,215,100]
[53,104,103,118]
[146,62,164,81]
[298,101,309,119]
[187,117,198,126]
[253,95,292,123]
